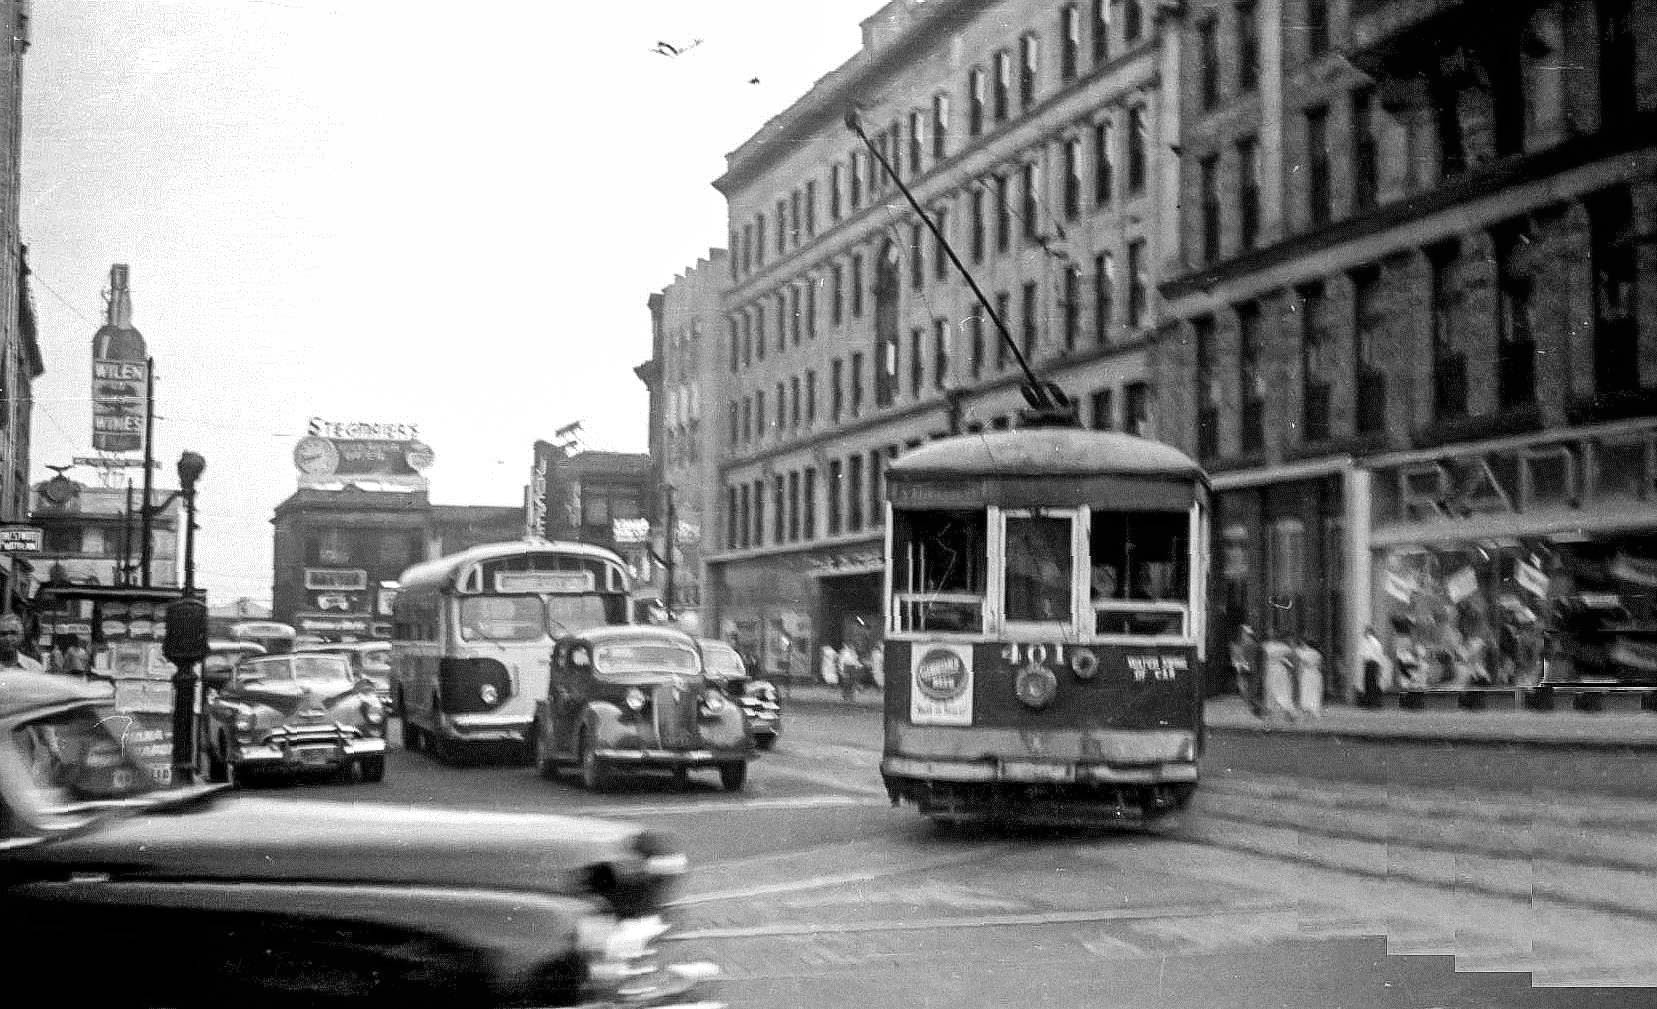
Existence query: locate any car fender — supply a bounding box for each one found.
[580,701,629,746]
[699,703,751,750]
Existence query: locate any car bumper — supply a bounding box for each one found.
[236,737,387,770]
[594,747,754,768]
[441,711,531,744]
[880,755,1198,785]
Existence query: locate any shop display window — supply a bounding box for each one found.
[891,510,986,633]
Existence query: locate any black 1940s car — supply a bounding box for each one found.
[0,670,720,1008]
[202,652,389,784]
[530,626,756,792]
[698,638,782,750]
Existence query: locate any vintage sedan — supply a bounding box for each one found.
[298,640,394,709]
[530,626,756,792]
[0,669,720,1007]
[698,637,782,750]
[202,652,389,784]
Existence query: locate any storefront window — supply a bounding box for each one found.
[1090,510,1188,636]
[891,510,986,633]
[1005,514,1074,624]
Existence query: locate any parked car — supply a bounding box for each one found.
[0,669,719,1007]
[530,626,755,791]
[298,640,394,709]
[201,652,389,784]
[202,639,267,690]
[698,637,782,750]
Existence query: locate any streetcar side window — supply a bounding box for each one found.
[891,509,987,633]
[1090,511,1189,636]
[1003,513,1076,624]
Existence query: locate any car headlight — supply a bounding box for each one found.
[362,702,385,725]
[234,711,255,732]
[479,683,499,706]
[624,687,646,711]
[699,690,727,715]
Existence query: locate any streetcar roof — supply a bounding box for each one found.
[887,429,1204,482]
[396,538,629,594]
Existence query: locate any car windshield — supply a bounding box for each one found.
[592,642,701,677]
[248,656,353,686]
[359,649,391,673]
[5,704,157,813]
[700,643,747,679]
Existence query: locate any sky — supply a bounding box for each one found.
[22,0,884,604]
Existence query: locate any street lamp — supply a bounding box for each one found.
[165,451,208,785]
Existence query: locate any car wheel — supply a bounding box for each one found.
[719,761,747,792]
[205,734,229,783]
[359,755,386,783]
[672,767,689,790]
[579,732,612,792]
[531,721,561,781]
[398,696,422,753]
[755,734,776,752]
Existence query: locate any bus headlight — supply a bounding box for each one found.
[624,688,647,712]
[1015,665,1059,709]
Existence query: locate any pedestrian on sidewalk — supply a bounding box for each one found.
[1230,625,1263,717]
[1261,632,1297,721]
[1294,636,1325,717]
[838,643,862,701]
[868,642,885,691]
[820,645,839,687]
[1358,626,1389,708]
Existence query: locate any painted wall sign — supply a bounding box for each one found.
[303,568,369,591]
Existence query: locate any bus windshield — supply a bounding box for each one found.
[459,594,626,643]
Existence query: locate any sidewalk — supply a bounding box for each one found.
[781,682,1657,749]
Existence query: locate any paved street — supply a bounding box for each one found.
[243,706,1657,1007]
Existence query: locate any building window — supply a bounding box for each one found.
[1125,0,1143,43]
[791,375,802,428]
[755,214,766,266]
[830,164,843,221]
[1601,0,1636,125]
[1428,241,1466,419]
[727,317,739,373]
[787,288,800,345]
[1300,281,1332,439]
[805,180,817,236]
[970,187,986,262]
[1199,18,1220,111]
[1238,135,1260,251]
[849,150,863,210]
[933,318,949,388]
[969,314,985,378]
[806,369,817,424]
[774,476,785,544]
[741,397,752,444]
[1237,1,1259,91]
[850,351,865,416]
[993,50,1011,122]
[1061,6,1081,83]
[1021,281,1039,359]
[851,254,864,317]
[741,224,752,273]
[910,222,925,290]
[755,304,766,360]
[738,484,751,548]
[727,486,739,548]
[728,233,738,279]
[1062,264,1081,351]
[968,67,986,136]
[1094,251,1114,345]
[727,402,738,446]
[1199,154,1221,265]
[869,450,885,529]
[1127,106,1147,194]
[1019,33,1039,111]
[752,479,766,547]
[831,263,844,325]
[755,390,766,440]
[933,208,949,281]
[1093,119,1114,206]
[908,109,925,177]
[1194,315,1219,458]
[1589,187,1639,398]
[1063,136,1082,219]
[995,291,1012,369]
[803,467,818,539]
[847,455,864,532]
[1126,239,1148,329]
[1306,104,1331,227]
[932,93,949,159]
[994,173,1011,253]
[1124,381,1152,436]
[1020,161,1040,242]
[1238,302,1265,452]
[783,196,795,250]
[910,328,924,397]
[1306,0,1329,58]
[831,358,844,422]
[1352,87,1378,212]
[806,278,818,338]
[827,460,843,535]
[1352,265,1386,434]
[788,471,801,542]
[1090,388,1114,430]
[1092,0,1111,64]
[878,330,899,408]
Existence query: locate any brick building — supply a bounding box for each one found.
[0,3,37,614]
[638,250,727,632]
[1153,0,1657,693]
[705,0,1178,677]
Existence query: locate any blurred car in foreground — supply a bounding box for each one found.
[201,652,389,784]
[698,638,782,750]
[297,640,393,709]
[530,626,756,791]
[0,670,720,1008]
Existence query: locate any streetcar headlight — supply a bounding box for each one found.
[479,683,499,706]
[1014,665,1059,709]
[624,687,647,711]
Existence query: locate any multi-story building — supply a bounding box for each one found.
[1154,0,1657,694]
[31,477,182,588]
[707,0,1177,676]
[0,3,37,614]
[639,251,727,632]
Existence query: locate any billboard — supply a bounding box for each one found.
[293,417,433,490]
[92,359,147,453]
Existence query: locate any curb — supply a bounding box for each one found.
[1205,719,1657,752]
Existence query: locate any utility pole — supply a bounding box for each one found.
[662,484,676,622]
[119,481,134,586]
[138,357,156,586]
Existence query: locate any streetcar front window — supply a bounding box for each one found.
[1004,514,1075,624]
[891,509,987,633]
[1090,510,1190,636]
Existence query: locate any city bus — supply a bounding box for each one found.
[390,538,633,763]
[227,620,298,655]
[880,423,1210,826]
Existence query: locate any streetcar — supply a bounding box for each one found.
[389,538,633,762]
[879,422,1210,825]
